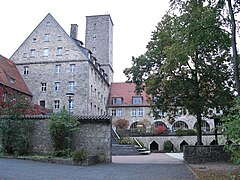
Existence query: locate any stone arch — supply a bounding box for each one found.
[180,140,189,152]
[152,121,168,134]
[193,120,210,132]
[172,121,189,131]
[130,121,146,134]
[150,141,159,152]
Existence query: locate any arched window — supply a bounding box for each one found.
[130,122,146,133]
[172,121,188,131]
[193,121,210,132]
[153,121,168,134]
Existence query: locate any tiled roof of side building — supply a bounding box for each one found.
[0,54,32,96]
[108,82,150,107]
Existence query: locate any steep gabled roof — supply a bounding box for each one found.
[0,54,32,96]
[108,82,149,107]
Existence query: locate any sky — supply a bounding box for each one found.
[0,0,171,82]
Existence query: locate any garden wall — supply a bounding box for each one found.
[0,115,112,163]
[183,145,231,163]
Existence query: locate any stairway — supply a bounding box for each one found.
[112,143,140,156]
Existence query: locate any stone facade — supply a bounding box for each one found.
[10,13,111,116]
[85,15,114,83]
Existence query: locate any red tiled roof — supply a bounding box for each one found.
[108,82,150,107]
[0,54,32,96]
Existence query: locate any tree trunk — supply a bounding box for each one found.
[227,0,240,95]
[196,112,202,145]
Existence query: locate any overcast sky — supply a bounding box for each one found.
[0,0,171,82]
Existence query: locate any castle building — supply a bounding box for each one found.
[10,13,113,115]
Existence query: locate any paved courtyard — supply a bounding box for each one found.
[0,153,195,180]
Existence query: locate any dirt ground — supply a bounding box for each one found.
[188,162,240,180]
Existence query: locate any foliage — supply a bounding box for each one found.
[0,95,34,155]
[72,148,88,162]
[124,0,234,145]
[113,119,129,129]
[48,108,79,157]
[118,137,134,145]
[222,97,240,164]
[175,129,197,136]
[163,140,174,153]
[154,125,167,135]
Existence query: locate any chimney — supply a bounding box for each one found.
[70,24,78,39]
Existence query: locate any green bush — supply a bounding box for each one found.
[118,137,134,145]
[72,148,88,162]
[176,129,197,136]
[163,140,173,152]
[48,108,79,156]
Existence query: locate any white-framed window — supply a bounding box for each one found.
[40,100,45,107]
[68,81,76,91]
[30,49,36,57]
[54,100,60,109]
[131,109,137,117]
[43,48,49,57]
[54,82,60,91]
[116,109,123,117]
[55,64,61,74]
[138,109,144,117]
[23,66,29,75]
[132,96,143,104]
[65,50,69,55]
[112,97,123,105]
[41,83,47,92]
[46,22,50,27]
[23,53,28,58]
[70,64,76,73]
[56,47,63,56]
[44,34,50,42]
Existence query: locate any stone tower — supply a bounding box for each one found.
[85,15,114,83]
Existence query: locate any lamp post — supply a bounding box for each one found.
[66,92,74,154]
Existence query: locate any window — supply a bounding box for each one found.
[57,35,62,41]
[112,97,123,105]
[93,36,96,41]
[40,100,45,107]
[23,53,28,58]
[56,47,63,56]
[116,109,123,117]
[55,64,61,74]
[30,49,36,57]
[68,81,76,91]
[32,38,37,43]
[131,109,137,117]
[46,22,50,27]
[111,109,116,116]
[54,100,60,109]
[132,96,143,104]
[43,48,49,57]
[23,66,29,75]
[193,121,210,132]
[68,100,74,110]
[172,121,189,131]
[41,83,47,92]
[92,47,96,52]
[54,82,60,91]
[65,50,69,55]
[138,109,144,116]
[44,34,50,42]
[70,64,76,73]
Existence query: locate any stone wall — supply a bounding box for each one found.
[184,145,231,164]
[0,115,112,163]
[135,135,226,152]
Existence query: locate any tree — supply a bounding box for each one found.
[222,97,240,164]
[124,0,234,145]
[0,94,34,155]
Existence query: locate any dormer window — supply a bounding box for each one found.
[44,34,50,42]
[132,96,143,104]
[46,22,50,27]
[112,97,123,105]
